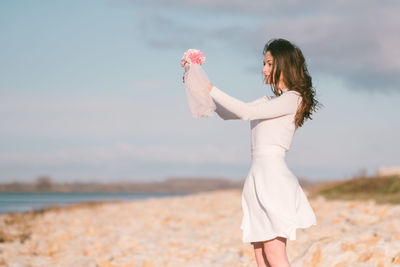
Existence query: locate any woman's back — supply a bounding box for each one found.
[250,91,302,152]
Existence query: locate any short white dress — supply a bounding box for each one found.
[209,86,317,243]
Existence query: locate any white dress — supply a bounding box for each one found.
[209,86,317,243]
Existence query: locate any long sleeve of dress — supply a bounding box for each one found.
[213,95,269,120]
[210,86,301,121]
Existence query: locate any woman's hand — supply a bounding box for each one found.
[182,70,186,83]
[182,64,189,83]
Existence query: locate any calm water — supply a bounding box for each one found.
[0,192,190,215]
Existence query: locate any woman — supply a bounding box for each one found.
[206,38,320,267]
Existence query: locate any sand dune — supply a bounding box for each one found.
[1,189,400,266]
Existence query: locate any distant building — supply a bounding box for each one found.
[376,166,400,177]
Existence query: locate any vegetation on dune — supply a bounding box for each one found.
[308,175,400,205]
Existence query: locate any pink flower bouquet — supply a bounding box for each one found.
[180,49,206,67]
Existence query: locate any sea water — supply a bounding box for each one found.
[0,192,190,214]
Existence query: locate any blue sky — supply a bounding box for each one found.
[0,0,399,183]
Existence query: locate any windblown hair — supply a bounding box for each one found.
[263,38,321,128]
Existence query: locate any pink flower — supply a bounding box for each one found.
[180,49,206,67]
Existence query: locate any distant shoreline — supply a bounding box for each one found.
[0,177,318,193]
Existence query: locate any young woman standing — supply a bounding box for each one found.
[206,38,320,266]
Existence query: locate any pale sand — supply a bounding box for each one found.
[1,189,400,267]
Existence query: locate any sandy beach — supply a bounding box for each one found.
[1,189,400,267]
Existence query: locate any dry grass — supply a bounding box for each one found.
[308,175,400,205]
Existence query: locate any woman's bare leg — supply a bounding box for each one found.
[252,242,271,267]
[263,236,290,267]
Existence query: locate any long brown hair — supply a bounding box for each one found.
[263,38,321,128]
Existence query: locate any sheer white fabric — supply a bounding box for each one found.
[183,63,216,118]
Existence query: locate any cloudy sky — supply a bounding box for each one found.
[1,0,399,183]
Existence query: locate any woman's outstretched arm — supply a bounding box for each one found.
[209,85,301,121]
[213,96,269,120]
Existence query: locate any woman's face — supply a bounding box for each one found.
[262,51,274,84]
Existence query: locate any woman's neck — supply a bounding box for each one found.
[278,80,288,93]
